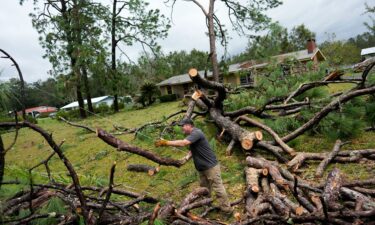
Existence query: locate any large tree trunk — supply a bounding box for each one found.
[111,0,119,112]
[208,0,219,83]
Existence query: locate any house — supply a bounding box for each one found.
[17,106,58,118]
[156,39,326,98]
[61,95,114,111]
[361,47,375,60]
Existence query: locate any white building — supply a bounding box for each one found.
[361,47,375,60]
[61,96,114,111]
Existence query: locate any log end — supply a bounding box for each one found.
[254,131,263,141]
[295,206,304,216]
[188,68,198,77]
[241,139,253,150]
[234,212,241,222]
[251,186,260,193]
[148,170,155,176]
[262,168,269,176]
[191,90,203,101]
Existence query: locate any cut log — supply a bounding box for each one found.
[127,164,160,176]
[261,177,270,193]
[316,140,342,177]
[270,183,307,216]
[240,131,263,150]
[245,167,261,193]
[246,157,288,187]
[179,187,209,209]
[322,168,343,211]
[210,108,262,151]
[340,187,375,210]
[265,195,290,217]
[238,116,295,156]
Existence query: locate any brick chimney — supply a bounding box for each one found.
[307,39,317,54]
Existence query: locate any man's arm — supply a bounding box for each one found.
[166,139,191,147]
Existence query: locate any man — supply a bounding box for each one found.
[155,118,233,214]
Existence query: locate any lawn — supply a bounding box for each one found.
[2,98,375,218]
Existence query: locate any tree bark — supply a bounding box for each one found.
[238,116,295,156]
[322,168,343,210]
[127,164,159,176]
[81,66,94,113]
[0,135,4,188]
[96,128,190,167]
[316,140,342,177]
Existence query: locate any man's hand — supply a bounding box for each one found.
[154,139,169,147]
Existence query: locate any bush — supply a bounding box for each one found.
[96,103,111,115]
[56,109,80,120]
[159,94,177,102]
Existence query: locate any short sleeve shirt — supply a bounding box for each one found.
[186,128,218,171]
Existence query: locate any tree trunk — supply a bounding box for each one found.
[76,76,87,118]
[81,66,94,114]
[0,135,4,188]
[111,0,119,112]
[208,0,219,82]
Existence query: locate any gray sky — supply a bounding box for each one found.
[0,0,371,82]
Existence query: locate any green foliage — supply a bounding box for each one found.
[265,117,302,136]
[364,96,375,127]
[159,94,177,103]
[56,109,80,120]
[231,23,315,62]
[96,103,111,115]
[317,102,365,140]
[136,83,160,107]
[320,34,361,67]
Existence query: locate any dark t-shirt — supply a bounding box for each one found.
[186,128,218,171]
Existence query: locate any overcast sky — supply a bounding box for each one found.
[0,0,372,82]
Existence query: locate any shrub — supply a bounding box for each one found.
[159,94,177,102]
[96,103,111,115]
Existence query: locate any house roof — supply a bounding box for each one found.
[157,48,325,87]
[361,47,375,56]
[156,70,212,87]
[61,96,113,109]
[24,106,57,113]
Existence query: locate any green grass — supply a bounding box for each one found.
[2,98,375,221]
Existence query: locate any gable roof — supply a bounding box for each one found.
[156,70,212,87]
[361,47,375,56]
[61,96,113,109]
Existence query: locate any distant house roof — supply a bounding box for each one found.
[156,71,212,87]
[22,106,57,114]
[361,47,375,56]
[61,96,113,109]
[157,48,325,87]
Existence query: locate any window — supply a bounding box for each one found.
[240,72,253,85]
[166,86,172,95]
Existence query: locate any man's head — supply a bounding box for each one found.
[178,118,194,134]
